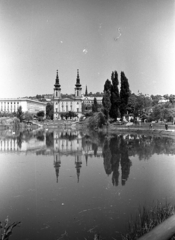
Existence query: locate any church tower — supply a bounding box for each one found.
[54,70,61,99]
[74,69,82,99]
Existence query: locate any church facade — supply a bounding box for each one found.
[53,69,82,120]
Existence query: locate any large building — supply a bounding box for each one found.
[0,98,46,114]
[53,69,83,120]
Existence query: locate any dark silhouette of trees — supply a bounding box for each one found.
[103,138,112,175]
[119,72,130,120]
[92,97,98,112]
[103,79,111,92]
[120,136,132,185]
[110,136,120,186]
[37,111,44,117]
[17,106,23,122]
[110,71,120,120]
[46,103,53,120]
[102,80,111,121]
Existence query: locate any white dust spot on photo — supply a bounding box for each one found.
[83,49,88,54]
[60,40,63,44]
[98,23,103,36]
[114,27,122,41]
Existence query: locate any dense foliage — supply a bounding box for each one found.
[119,72,130,119]
[92,97,98,112]
[16,106,23,122]
[110,71,120,120]
[102,89,111,121]
[46,103,53,120]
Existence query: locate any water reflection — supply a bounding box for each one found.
[1,129,175,240]
[0,129,175,187]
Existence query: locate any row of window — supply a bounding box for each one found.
[55,102,80,105]
[0,102,19,105]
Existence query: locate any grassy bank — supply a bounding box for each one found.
[122,202,175,240]
[77,114,175,138]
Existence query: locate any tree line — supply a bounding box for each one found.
[102,71,130,121]
[100,70,175,123]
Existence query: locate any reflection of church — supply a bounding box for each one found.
[0,138,19,152]
[53,130,83,182]
[0,135,46,153]
[52,130,103,183]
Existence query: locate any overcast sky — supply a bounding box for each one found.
[0,0,174,98]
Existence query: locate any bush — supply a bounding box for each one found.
[88,112,106,130]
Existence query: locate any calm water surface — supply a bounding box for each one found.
[0,129,175,240]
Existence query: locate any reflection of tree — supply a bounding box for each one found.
[92,143,98,156]
[46,132,54,147]
[120,136,132,186]
[110,136,120,186]
[17,132,23,149]
[36,134,44,141]
[102,138,112,175]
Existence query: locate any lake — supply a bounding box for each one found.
[0,129,175,240]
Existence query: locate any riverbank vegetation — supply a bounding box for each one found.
[84,70,175,128]
[122,201,175,240]
[0,217,20,240]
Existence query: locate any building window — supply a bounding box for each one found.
[77,108,79,112]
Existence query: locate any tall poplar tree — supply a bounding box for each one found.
[110,71,120,121]
[92,97,98,112]
[119,72,130,120]
[102,79,111,121]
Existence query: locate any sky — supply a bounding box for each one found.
[0,0,175,98]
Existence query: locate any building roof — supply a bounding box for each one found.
[0,98,47,105]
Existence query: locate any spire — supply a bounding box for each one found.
[54,70,61,90]
[85,85,88,96]
[54,157,61,183]
[85,154,88,166]
[56,70,59,83]
[75,69,81,87]
[75,156,82,183]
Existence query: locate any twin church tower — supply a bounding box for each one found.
[53,69,82,120]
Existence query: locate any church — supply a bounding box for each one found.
[53,69,83,120]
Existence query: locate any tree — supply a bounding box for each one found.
[23,112,33,122]
[46,103,53,120]
[151,95,162,106]
[102,79,111,121]
[127,93,138,117]
[136,93,152,116]
[37,111,44,118]
[102,89,111,121]
[68,111,77,119]
[119,72,130,120]
[169,95,175,105]
[17,106,23,122]
[110,71,120,120]
[92,98,98,112]
[151,102,175,122]
[103,79,111,92]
